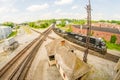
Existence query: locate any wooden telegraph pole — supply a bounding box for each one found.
[83,0,92,63]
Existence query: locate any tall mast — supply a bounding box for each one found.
[83,0,92,63]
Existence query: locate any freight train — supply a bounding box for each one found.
[53,28,107,54]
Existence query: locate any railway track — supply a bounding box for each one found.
[32,28,55,40]
[0,24,54,80]
[72,44,120,63]
[53,29,120,63]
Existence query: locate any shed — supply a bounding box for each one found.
[45,38,90,80]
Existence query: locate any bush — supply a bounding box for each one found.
[106,42,120,51]
[67,25,72,32]
[8,31,17,38]
[110,35,117,43]
[40,23,49,28]
[3,22,14,28]
[57,20,66,27]
[29,22,35,27]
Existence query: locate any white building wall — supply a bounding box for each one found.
[56,62,69,80]
[55,55,70,80]
[0,26,12,40]
[56,21,62,25]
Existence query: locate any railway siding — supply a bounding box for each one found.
[0,24,54,80]
[53,28,120,63]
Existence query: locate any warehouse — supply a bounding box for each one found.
[46,39,90,80]
[0,26,12,40]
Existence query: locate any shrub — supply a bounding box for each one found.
[40,23,49,28]
[29,22,35,27]
[3,22,14,28]
[67,25,72,32]
[110,35,117,43]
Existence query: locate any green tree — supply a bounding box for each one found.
[79,20,85,25]
[99,20,106,22]
[91,20,98,23]
[3,22,14,28]
[110,35,117,43]
[29,22,35,27]
[51,19,56,23]
[60,20,66,27]
[57,20,66,27]
[111,20,117,23]
[44,23,49,27]
[40,23,49,28]
[40,23,45,28]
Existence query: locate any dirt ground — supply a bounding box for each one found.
[75,50,116,80]
[26,32,63,80]
[26,31,118,80]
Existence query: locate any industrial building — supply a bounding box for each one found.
[46,39,90,80]
[0,26,12,40]
[71,25,120,44]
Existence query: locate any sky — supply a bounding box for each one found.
[0,0,120,23]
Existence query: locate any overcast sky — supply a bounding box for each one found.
[0,0,120,23]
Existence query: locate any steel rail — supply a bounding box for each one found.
[0,24,53,80]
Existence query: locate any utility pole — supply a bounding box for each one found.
[83,0,92,63]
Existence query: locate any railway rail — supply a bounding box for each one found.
[53,28,120,63]
[32,28,55,40]
[0,24,54,80]
[72,44,120,63]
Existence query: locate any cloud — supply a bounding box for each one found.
[55,9,61,13]
[112,14,120,20]
[0,0,16,6]
[27,3,49,12]
[72,5,78,9]
[55,0,73,5]
[92,13,105,20]
[0,7,19,13]
[0,0,18,14]
[50,11,85,19]
[0,0,12,2]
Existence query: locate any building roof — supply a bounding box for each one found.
[45,38,75,56]
[0,26,11,28]
[45,38,90,79]
[73,25,120,34]
[56,43,90,79]
[45,38,65,56]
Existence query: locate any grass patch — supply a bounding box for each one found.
[57,26,67,30]
[106,42,120,51]
[56,25,72,32]
[8,31,17,38]
[23,26,32,34]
